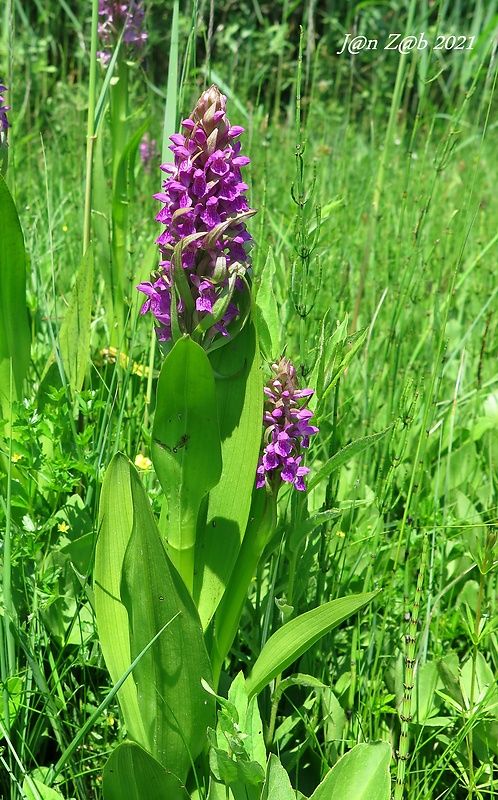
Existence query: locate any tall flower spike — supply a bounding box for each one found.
[137,85,256,348]
[97,0,147,64]
[256,358,319,493]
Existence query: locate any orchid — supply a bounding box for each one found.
[139,134,157,173]
[137,85,256,345]
[0,84,10,138]
[256,357,319,492]
[97,0,147,63]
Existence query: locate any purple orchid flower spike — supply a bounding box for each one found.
[137,85,256,349]
[256,358,319,493]
[97,0,148,63]
[139,134,157,173]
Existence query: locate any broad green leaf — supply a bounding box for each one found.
[461,651,498,712]
[246,591,380,698]
[152,336,222,593]
[227,672,266,769]
[321,687,346,758]
[254,248,280,360]
[207,778,236,800]
[58,243,94,394]
[22,779,64,800]
[103,741,188,800]
[0,172,30,415]
[120,458,215,777]
[412,661,442,723]
[307,428,391,492]
[274,673,326,700]
[475,718,498,759]
[437,653,465,710]
[0,676,23,729]
[309,741,391,800]
[194,319,262,628]
[261,754,295,800]
[95,453,148,747]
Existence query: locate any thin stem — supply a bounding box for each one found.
[466,565,486,800]
[393,535,428,800]
[1,364,16,740]
[83,0,99,254]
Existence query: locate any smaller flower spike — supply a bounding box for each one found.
[256,358,319,493]
[137,85,256,348]
[139,134,157,173]
[0,85,11,138]
[97,0,147,63]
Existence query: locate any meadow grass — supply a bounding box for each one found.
[1,2,498,798]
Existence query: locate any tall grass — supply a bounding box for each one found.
[1,1,498,798]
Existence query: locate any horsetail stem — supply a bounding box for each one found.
[394,534,428,800]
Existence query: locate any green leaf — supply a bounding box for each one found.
[0,172,30,414]
[261,754,295,800]
[307,428,391,492]
[22,779,64,800]
[437,653,465,710]
[274,673,326,701]
[321,687,346,755]
[246,591,380,698]
[92,123,112,319]
[194,320,263,628]
[309,741,391,800]
[227,672,266,769]
[110,112,151,343]
[254,248,280,360]
[58,243,94,394]
[0,676,23,729]
[152,336,222,593]
[162,0,179,164]
[102,741,189,800]
[120,457,215,777]
[460,651,498,713]
[207,778,234,800]
[94,454,149,749]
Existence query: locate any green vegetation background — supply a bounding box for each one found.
[1,1,498,799]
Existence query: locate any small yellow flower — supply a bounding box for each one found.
[12,453,22,463]
[336,531,346,538]
[135,454,152,470]
[62,224,68,232]
[58,522,69,533]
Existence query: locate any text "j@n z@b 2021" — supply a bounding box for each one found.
[337,32,475,55]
